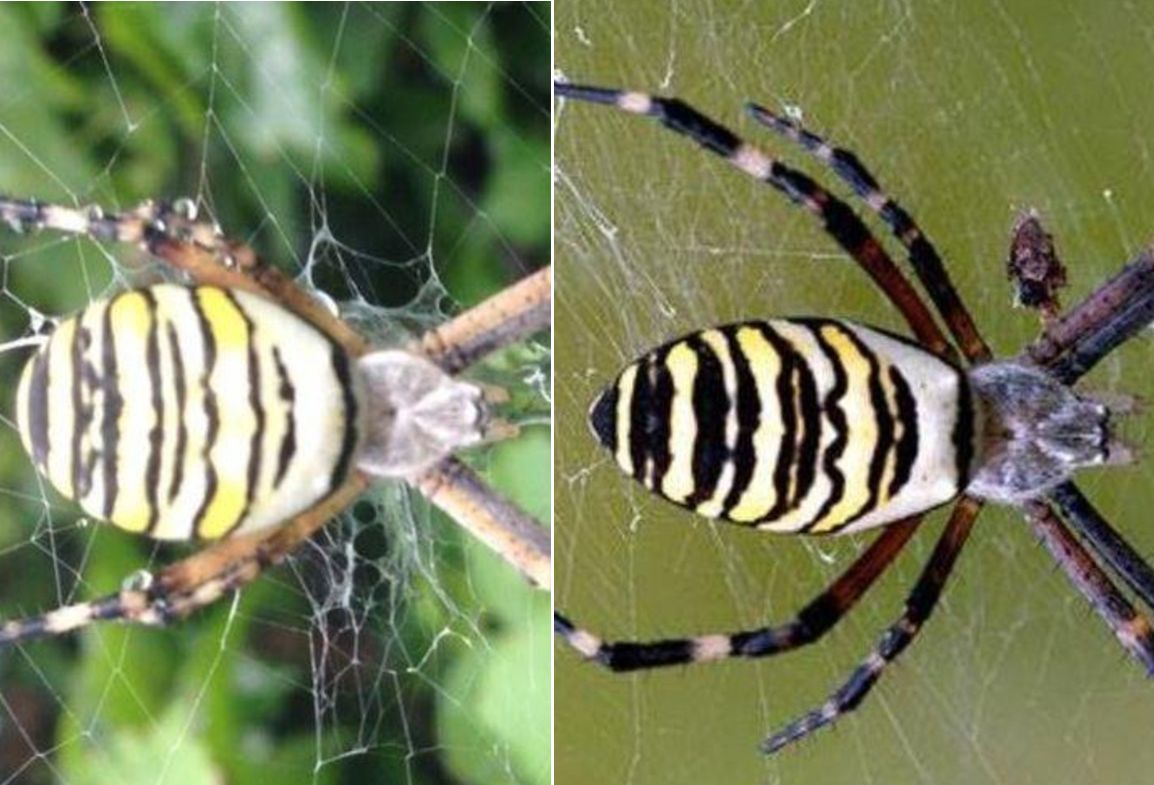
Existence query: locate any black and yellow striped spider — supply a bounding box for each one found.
[0,195,551,645]
[554,81,1154,754]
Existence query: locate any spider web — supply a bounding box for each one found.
[0,4,550,785]
[555,2,1154,784]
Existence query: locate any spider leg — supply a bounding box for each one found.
[1023,499,1154,673]
[747,104,992,363]
[1025,248,1154,382]
[1049,482,1154,613]
[414,456,551,589]
[555,82,956,362]
[0,195,371,357]
[416,266,551,375]
[555,516,920,671]
[0,473,369,646]
[761,496,982,755]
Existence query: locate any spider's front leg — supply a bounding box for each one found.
[0,474,369,646]
[415,457,551,589]
[1022,244,1154,380]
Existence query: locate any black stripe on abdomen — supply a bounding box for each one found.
[189,291,219,538]
[627,349,674,490]
[685,334,728,508]
[328,343,358,495]
[888,366,919,498]
[801,321,848,530]
[836,324,894,529]
[271,347,296,489]
[141,289,162,535]
[166,323,187,504]
[720,325,761,518]
[99,302,122,519]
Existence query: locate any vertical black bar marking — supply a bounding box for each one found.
[887,366,919,498]
[271,347,296,489]
[720,325,761,518]
[328,343,358,495]
[166,322,188,504]
[620,348,676,493]
[626,355,655,485]
[835,325,894,529]
[74,325,99,500]
[189,289,220,538]
[952,370,975,485]
[801,321,849,530]
[70,324,86,498]
[685,334,727,509]
[755,323,800,522]
[788,332,822,516]
[141,290,163,535]
[858,334,893,513]
[100,301,123,519]
[222,291,262,538]
[646,349,675,492]
[587,385,619,453]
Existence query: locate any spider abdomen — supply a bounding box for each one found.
[589,318,973,533]
[15,284,360,541]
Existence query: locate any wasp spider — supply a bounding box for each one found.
[554,81,1154,754]
[0,196,551,644]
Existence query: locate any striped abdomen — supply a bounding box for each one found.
[16,284,360,541]
[589,319,974,534]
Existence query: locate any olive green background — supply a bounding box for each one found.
[0,4,549,785]
[555,2,1154,784]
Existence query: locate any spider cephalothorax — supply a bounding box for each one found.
[967,361,1126,503]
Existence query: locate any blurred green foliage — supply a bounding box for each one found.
[0,4,549,785]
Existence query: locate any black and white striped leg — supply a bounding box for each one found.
[0,592,154,644]
[746,103,991,363]
[0,560,249,645]
[1024,499,1154,674]
[762,496,981,755]
[0,195,220,250]
[1049,482,1154,616]
[554,82,955,360]
[0,475,369,647]
[1026,248,1154,378]
[555,516,920,671]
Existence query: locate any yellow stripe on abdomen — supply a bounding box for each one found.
[727,326,783,523]
[193,287,254,539]
[107,291,156,534]
[661,342,698,503]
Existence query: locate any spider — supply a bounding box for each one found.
[553,81,1154,755]
[0,195,551,645]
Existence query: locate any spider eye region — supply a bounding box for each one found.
[590,318,971,534]
[15,283,359,542]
